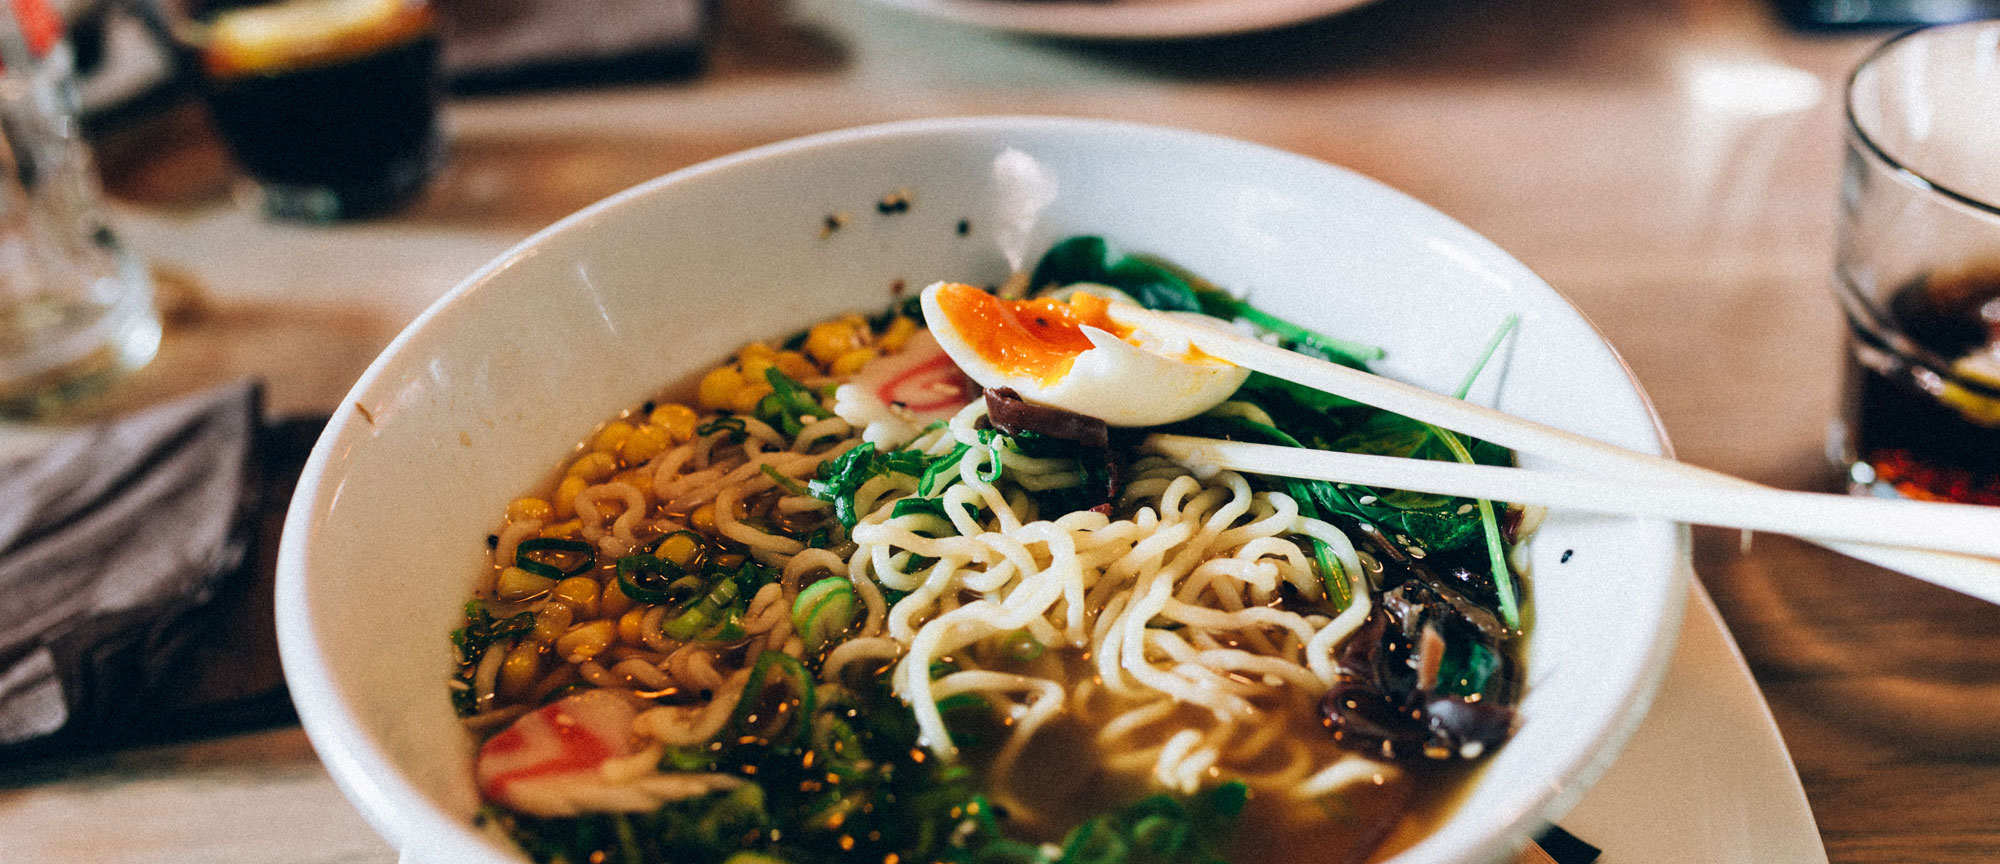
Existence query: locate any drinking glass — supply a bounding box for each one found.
[1832,20,2000,504]
[187,0,446,221]
[0,4,160,417]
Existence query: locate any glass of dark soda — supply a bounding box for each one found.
[1833,20,2000,505]
[189,0,444,221]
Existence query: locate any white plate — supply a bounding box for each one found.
[855,0,1378,40]
[1560,575,1828,863]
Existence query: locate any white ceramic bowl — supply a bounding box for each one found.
[276,116,1688,864]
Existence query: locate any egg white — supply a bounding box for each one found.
[920,281,1249,427]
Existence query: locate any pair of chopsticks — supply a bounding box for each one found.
[1109,305,2000,606]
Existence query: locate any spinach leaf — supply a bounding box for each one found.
[1028,235,1113,292]
[1107,255,1203,313]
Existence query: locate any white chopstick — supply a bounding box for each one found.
[1145,435,2000,560]
[1111,304,2000,602]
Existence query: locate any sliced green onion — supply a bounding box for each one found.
[792,577,858,655]
[979,435,1007,483]
[1426,423,1520,631]
[724,650,816,746]
[696,417,747,440]
[514,536,595,579]
[1000,630,1044,663]
[515,537,592,556]
[511,558,567,580]
[890,496,947,520]
[614,552,701,605]
[662,577,741,640]
[705,609,747,642]
[761,463,809,496]
[918,442,970,495]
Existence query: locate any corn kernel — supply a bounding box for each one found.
[553,476,589,519]
[600,578,634,618]
[774,351,817,380]
[506,497,553,523]
[879,315,919,353]
[567,451,618,483]
[556,619,617,662]
[499,643,543,697]
[540,518,582,539]
[698,366,744,411]
[496,566,556,601]
[730,381,774,415]
[805,321,862,367]
[622,424,671,463]
[690,503,717,533]
[617,606,649,645]
[531,602,574,643]
[739,341,778,364]
[741,353,775,382]
[592,421,635,455]
[656,532,705,568]
[830,347,878,378]
[712,552,746,572]
[552,576,600,615]
[650,403,699,442]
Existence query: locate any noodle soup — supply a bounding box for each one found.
[451,239,1530,864]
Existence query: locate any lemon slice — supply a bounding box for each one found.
[205,0,431,77]
[1939,351,2000,427]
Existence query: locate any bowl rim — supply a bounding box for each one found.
[275,114,1691,864]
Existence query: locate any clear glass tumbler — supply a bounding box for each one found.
[1833,20,2000,505]
[0,4,160,418]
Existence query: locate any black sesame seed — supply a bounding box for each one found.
[877,190,912,214]
[641,400,656,415]
[485,534,499,549]
[956,219,970,236]
[1560,549,1574,563]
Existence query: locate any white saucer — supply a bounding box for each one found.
[1557,572,1828,863]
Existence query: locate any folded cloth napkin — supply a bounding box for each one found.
[0,382,317,760]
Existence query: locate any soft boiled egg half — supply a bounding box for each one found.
[921,281,1250,427]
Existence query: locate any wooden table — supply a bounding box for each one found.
[4,0,1997,860]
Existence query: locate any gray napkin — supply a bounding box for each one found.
[0,382,307,759]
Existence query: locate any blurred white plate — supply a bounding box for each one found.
[854,0,1378,40]
[1562,576,1828,864]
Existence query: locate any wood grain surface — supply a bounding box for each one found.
[3,0,1995,861]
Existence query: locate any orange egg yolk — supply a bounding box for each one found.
[933,282,1127,385]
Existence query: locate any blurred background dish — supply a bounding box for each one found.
[851,0,1378,40]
